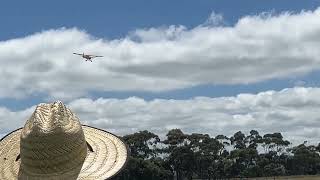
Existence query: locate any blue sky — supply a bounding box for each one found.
[0,0,319,109]
[1,0,318,40]
[1,1,320,143]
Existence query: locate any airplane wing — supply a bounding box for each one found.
[73,53,82,56]
[89,55,103,58]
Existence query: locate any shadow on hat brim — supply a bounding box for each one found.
[0,125,129,180]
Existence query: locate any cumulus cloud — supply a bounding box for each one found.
[1,87,320,145]
[0,8,320,99]
[0,106,35,133]
[203,11,225,26]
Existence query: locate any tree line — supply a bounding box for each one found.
[112,129,320,180]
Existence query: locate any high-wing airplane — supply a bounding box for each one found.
[73,53,103,62]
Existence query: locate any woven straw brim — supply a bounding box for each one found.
[0,125,128,180]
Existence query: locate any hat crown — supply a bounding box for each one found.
[20,101,87,176]
[25,101,72,134]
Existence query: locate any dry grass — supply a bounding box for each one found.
[193,175,320,180]
[233,175,320,180]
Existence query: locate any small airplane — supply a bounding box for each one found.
[73,53,103,62]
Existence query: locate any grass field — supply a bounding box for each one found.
[193,175,320,180]
[233,175,320,179]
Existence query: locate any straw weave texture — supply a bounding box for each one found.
[0,101,128,180]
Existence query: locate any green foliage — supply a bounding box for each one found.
[230,131,247,149]
[262,133,290,154]
[113,156,174,180]
[287,144,320,175]
[112,129,320,180]
[122,130,160,159]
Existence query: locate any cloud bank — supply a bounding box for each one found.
[0,8,320,99]
[1,87,319,145]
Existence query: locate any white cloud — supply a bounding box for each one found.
[1,8,320,99]
[203,11,224,26]
[1,87,320,145]
[0,106,35,133]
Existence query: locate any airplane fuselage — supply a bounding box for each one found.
[73,52,102,62]
[82,55,92,60]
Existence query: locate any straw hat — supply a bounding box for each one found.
[0,101,128,180]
